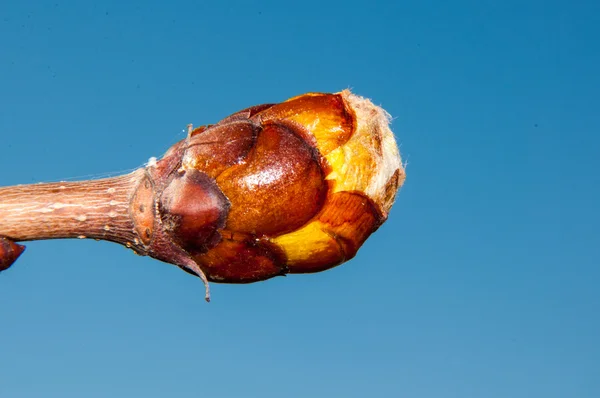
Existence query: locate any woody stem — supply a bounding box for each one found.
[0,169,145,245]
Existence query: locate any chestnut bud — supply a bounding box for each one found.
[0,90,405,302]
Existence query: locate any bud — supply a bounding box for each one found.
[149,90,405,285]
[0,90,405,301]
[0,237,25,272]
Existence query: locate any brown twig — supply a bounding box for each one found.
[0,170,144,244]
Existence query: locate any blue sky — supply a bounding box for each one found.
[1,1,599,397]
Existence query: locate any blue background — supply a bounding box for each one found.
[1,1,599,397]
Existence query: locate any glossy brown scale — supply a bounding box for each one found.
[215,121,327,236]
[193,232,287,283]
[159,170,229,253]
[183,120,258,178]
